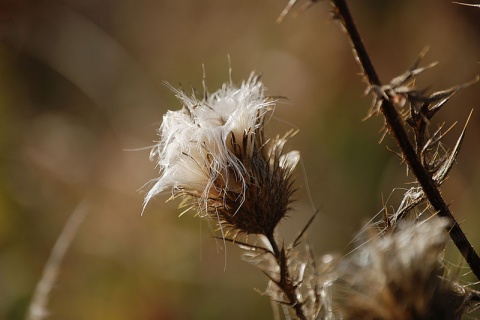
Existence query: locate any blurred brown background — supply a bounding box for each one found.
[1,0,480,319]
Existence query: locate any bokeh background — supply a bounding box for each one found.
[1,0,480,319]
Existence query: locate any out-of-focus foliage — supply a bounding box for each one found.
[0,0,479,319]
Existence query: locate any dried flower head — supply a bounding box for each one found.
[145,73,299,237]
[336,218,471,320]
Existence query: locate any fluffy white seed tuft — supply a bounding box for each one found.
[145,74,270,206]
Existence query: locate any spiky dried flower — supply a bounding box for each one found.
[145,73,299,237]
[335,218,473,320]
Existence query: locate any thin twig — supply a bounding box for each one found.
[330,0,480,280]
[453,2,480,8]
[266,232,307,320]
[26,198,90,320]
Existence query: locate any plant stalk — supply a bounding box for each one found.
[267,233,306,320]
[330,0,480,281]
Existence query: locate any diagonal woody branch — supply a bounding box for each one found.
[330,0,480,280]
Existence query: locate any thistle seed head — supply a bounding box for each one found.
[145,73,299,236]
[336,218,469,320]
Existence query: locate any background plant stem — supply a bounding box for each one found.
[330,0,480,281]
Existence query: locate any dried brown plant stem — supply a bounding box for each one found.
[266,232,307,320]
[330,0,480,281]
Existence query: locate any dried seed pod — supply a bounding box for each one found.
[145,73,299,237]
[336,218,472,320]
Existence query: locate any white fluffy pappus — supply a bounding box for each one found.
[144,72,299,235]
